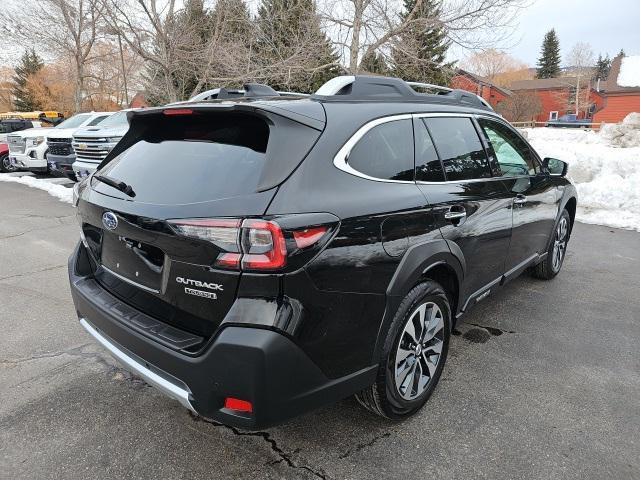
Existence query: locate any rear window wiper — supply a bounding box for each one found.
[93,175,136,198]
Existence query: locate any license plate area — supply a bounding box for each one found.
[101,232,165,292]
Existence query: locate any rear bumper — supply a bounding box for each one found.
[68,242,376,429]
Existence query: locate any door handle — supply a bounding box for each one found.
[444,206,467,221]
[514,194,527,205]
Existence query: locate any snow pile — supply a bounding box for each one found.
[0,173,73,204]
[599,112,640,147]
[524,127,640,232]
[617,56,640,88]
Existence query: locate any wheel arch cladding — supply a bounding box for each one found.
[564,196,577,232]
[385,239,464,302]
[374,240,464,360]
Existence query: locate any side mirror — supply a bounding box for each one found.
[543,157,568,177]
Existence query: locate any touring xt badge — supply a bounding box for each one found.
[176,276,223,300]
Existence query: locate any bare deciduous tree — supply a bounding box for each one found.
[495,90,541,122]
[566,42,595,115]
[461,49,527,80]
[103,0,203,103]
[322,0,527,74]
[1,0,106,112]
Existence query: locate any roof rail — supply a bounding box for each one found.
[312,75,494,110]
[187,84,308,103]
[405,81,453,94]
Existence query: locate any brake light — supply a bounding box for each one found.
[293,226,328,249]
[224,397,253,413]
[241,219,287,270]
[169,218,287,271]
[163,108,193,116]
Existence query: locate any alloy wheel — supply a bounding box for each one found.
[394,302,445,400]
[1,155,16,172]
[552,217,568,272]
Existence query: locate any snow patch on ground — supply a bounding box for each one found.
[0,173,73,204]
[617,56,640,88]
[524,126,640,232]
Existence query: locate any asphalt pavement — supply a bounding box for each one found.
[1,180,639,479]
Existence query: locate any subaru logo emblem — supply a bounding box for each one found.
[102,211,118,231]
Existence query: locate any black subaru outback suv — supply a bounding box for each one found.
[69,76,577,429]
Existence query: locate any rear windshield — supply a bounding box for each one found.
[94,114,269,204]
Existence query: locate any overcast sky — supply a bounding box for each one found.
[506,0,640,65]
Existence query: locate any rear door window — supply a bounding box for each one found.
[347,119,414,181]
[414,119,445,182]
[94,114,270,204]
[424,117,492,181]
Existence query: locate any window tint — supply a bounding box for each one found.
[94,114,269,204]
[414,119,445,182]
[347,119,414,181]
[478,118,538,176]
[87,115,109,126]
[54,114,91,129]
[424,117,491,181]
[98,111,128,128]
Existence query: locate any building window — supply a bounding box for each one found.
[549,111,559,120]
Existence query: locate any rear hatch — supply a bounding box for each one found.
[76,103,324,346]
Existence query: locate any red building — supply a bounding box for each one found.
[450,69,511,108]
[508,77,594,123]
[593,55,640,124]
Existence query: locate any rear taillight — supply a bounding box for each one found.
[240,219,287,270]
[293,226,328,249]
[169,217,333,272]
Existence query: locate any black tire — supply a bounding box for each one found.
[356,281,451,419]
[0,153,16,173]
[532,209,571,280]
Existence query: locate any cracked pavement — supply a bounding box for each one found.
[1,181,639,479]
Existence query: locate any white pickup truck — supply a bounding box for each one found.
[7,112,112,174]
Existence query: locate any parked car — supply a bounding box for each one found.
[69,76,577,429]
[71,109,133,180]
[0,142,9,173]
[546,114,592,128]
[0,119,44,142]
[0,119,45,172]
[9,112,112,174]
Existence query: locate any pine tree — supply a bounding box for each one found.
[255,0,340,92]
[12,48,44,111]
[594,54,611,80]
[536,29,561,79]
[390,0,455,85]
[618,48,626,58]
[360,51,390,75]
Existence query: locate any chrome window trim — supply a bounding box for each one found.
[332,113,414,184]
[333,111,521,185]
